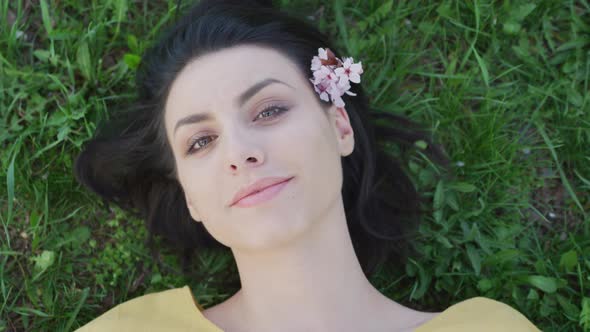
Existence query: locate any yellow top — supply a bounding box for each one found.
[75,285,541,331]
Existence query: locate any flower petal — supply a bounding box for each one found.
[349,73,360,83]
[343,57,353,68]
[311,57,322,71]
[337,75,350,89]
[350,62,363,73]
[318,48,328,60]
[334,67,346,76]
[333,95,345,107]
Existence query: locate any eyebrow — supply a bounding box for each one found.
[173,78,294,135]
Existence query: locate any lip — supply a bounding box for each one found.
[230,176,294,207]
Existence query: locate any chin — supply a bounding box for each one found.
[230,213,310,251]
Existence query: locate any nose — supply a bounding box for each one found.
[224,127,265,174]
[230,156,260,172]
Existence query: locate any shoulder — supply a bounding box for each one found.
[75,285,221,332]
[415,296,541,332]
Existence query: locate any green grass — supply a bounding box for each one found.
[1,0,589,331]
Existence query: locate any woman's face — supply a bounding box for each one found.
[164,45,354,251]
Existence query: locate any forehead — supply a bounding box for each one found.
[165,45,304,120]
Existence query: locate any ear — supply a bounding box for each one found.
[330,106,355,157]
[184,191,203,223]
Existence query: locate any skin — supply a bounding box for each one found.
[164,45,440,332]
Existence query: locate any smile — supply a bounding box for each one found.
[231,177,293,208]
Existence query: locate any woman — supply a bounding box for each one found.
[74,0,541,331]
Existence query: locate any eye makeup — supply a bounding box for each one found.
[185,103,291,155]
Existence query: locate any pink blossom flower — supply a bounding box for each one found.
[328,80,348,107]
[309,48,364,108]
[312,65,332,83]
[309,78,331,102]
[334,57,364,83]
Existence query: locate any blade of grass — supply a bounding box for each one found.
[471,45,489,87]
[333,0,351,54]
[3,137,22,248]
[39,0,52,36]
[534,121,586,217]
[63,287,89,331]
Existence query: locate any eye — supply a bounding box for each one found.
[187,135,215,155]
[186,104,290,155]
[253,103,289,121]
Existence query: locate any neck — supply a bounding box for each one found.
[226,197,406,332]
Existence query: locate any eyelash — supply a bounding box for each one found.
[186,104,290,155]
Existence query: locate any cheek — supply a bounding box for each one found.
[177,162,215,216]
[282,108,343,214]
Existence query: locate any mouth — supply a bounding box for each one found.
[231,177,294,208]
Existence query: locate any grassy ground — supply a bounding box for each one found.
[1,0,589,331]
